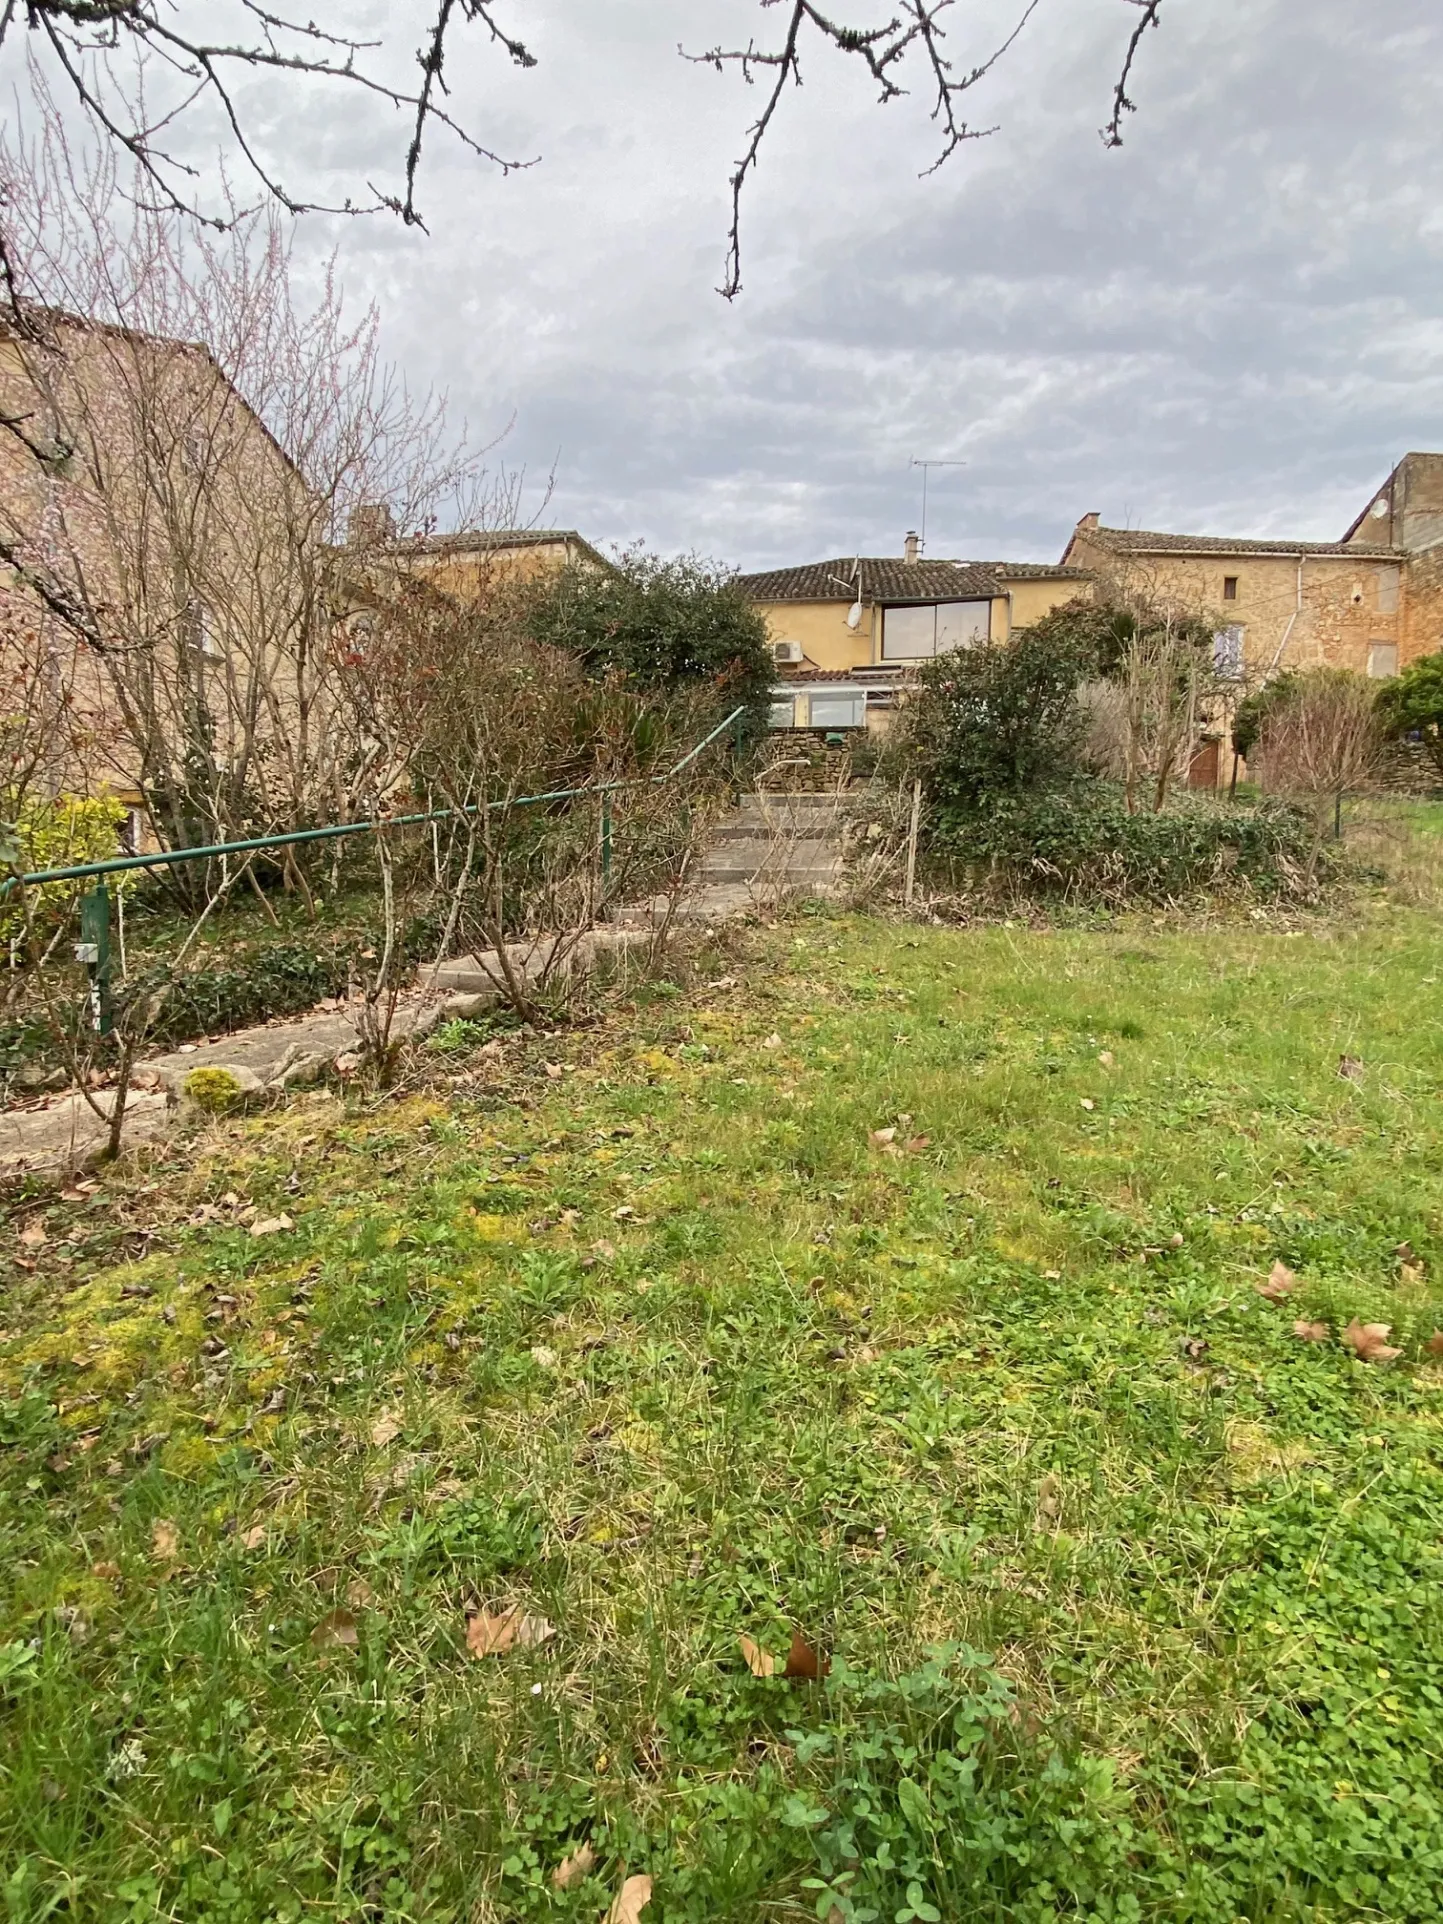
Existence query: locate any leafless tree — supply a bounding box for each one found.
[1255,668,1386,847]
[0,3,1167,299]
[0,105,508,901]
[338,571,732,1061]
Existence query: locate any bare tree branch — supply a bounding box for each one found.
[1100,0,1163,149]
[1,4,1165,300]
[685,0,1043,299]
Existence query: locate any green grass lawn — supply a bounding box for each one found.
[5,903,1443,1922]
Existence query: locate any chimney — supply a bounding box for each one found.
[903,529,920,564]
[1078,512,1100,531]
[347,502,396,548]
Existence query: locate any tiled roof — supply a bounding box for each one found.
[394,528,609,564]
[983,561,1092,581]
[738,557,1002,603]
[1078,524,1395,559]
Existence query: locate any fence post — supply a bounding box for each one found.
[904,780,922,908]
[76,882,114,1035]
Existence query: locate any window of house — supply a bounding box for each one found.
[1213,624,1244,678]
[881,600,990,660]
[881,605,936,660]
[807,691,867,729]
[768,696,797,729]
[1222,575,1238,601]
[1368,641,1399,679]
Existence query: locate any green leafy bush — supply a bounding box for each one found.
[896,624,1096,810]
[1376,650,1443,777]
[521,546,775,734]
[0,792,127,941]
[930,783,1331,904]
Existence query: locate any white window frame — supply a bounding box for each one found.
[768,696,797,729]
[807,690,867,730]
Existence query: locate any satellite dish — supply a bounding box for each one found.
[847,598,863,630]
[1371,497,1390,518]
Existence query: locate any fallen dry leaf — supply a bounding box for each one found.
[762,1032,782,1049]
[369,1409,403,1448]
[591,1239,616,1262]
[1341,1319,1402,1364]
[150,1519,179,1561]
[1292,1320,1331,1344]
[1034,1473,1062,1525]
[544,1062,565,1079]
[781,1629,830,1682]
[1098,1050,1116,1068]
[311,1608,359,1649]
[903,1135,930,1153]
[18,1219,47,1249]
[868,1126,897,1147]
[605,1874,652,1924]
[559,1209,581,1227]
[1257,1261,1298,1302]
[60,1187,88,1205]
[241,1523,267,1550]
[738,1634,776,1678]
[346,1578,374,1609]
[91,1560,121,1582]
[530,1345,558,1369]
[1428,1331,1443,1357]
[1396,1240,1416,1262]
[249,1214,294,1238]
[552,1842,596,1891]
[1338,1054,1365,1082]
[1080,1098,1095,1112]
[1401,1262,1425,1287]
[465,1605,555,1657]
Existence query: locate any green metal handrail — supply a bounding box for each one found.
[2,704,748,891]
[3,701,748,1036]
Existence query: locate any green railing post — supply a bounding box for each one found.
[600,792,613,890]
[76,882,113,1035]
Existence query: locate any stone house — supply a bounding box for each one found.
[1061,453,1443,785]
[0,307,323,847]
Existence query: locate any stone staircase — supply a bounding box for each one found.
[621,790,849,924]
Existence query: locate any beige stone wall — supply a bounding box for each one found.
[1063,533,1410,679]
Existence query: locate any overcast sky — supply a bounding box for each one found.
[18,1,1443,569]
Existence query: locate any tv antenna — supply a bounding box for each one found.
[911,458,967,554]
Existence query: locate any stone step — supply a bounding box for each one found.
[701,863,845,885]
[701,836,839,866]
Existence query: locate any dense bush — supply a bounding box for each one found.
[0,792,127,941]
[895,623,1097,810]
[521,547,775,735]
[929,783,1333,904]
[1376,650,1443,778]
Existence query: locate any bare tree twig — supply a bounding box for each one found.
[1100,0,1163,149]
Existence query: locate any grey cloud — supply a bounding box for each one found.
[49,0,1441,571]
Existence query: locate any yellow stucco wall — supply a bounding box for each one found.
[1004,577,1093,629]
[755,594,1020,668]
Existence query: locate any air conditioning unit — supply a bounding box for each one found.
[771,640,804,664]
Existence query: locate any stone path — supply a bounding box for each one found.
[0,927,653,1181]
[0,797,850,1180]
